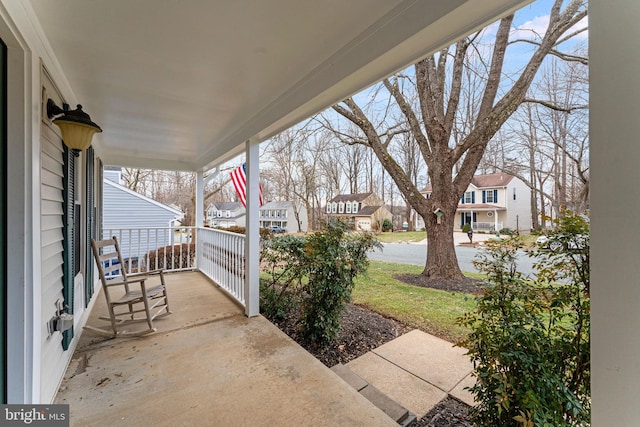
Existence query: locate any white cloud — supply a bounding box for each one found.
[511,14,588,42]
[568,15,588,40]
[512,15,551,40]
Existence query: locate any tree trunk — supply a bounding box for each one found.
[422,199,463,280]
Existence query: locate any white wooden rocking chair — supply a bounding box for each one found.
[87,236,172,337]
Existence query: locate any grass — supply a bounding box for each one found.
[375,230,427,243]
[352,260,479,343]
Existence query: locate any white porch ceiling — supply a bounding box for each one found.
[29,0,530,171]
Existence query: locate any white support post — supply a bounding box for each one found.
[244,139,260,317]
[591,2,640,424]
[195,170,204,228]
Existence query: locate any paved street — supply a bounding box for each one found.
[368,241,537,277]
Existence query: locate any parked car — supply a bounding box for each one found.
[536,234,588,252]
[270,225,286,234]
[536,235,562,251]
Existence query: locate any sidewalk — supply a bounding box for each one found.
[341,330,475,420]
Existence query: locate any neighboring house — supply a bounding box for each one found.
[260,201,308,233]
[103,172,184,260]
[206,202,246,228]
[421,173,532,232]
[325,193,392,231]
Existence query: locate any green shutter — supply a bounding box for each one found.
[85,147,95,304]
[62,147,75,350]
[0,37,7,403]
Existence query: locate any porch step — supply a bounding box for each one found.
[331,364,416,426]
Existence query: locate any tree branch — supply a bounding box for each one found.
[383,78,433,163]
[523,98,588,112]
[509,39,588,65]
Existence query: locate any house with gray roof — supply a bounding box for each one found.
[206,201,246,228]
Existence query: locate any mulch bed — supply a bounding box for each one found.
[395,274,481,294]
[414,396,474,427]
[268,303,412,367]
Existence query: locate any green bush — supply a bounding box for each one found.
[260,234,308,320]
[260,218,380,346]
[459,211,590,426]
[301,219,380,345]
[217,225,273,240]
[382,218,393,232]
[462,223,471,233]
[498,227,514,235]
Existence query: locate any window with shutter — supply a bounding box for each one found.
[85,147,95,304]
[62,146,76,350]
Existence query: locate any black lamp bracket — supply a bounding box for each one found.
[46,99,70,119]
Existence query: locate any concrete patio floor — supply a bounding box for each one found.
[55,271,396,426]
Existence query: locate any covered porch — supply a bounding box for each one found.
[3,0,640,424]
[55,271,395,426]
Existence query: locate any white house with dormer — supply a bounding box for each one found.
[206,201,246,228]
[421,173,532,233]
[259,201,308,233]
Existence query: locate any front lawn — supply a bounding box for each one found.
[352,261,479,343]
[375,230,427,243]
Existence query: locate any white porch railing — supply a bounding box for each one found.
[472,221,503,232]
[196,227,246,306]
[102,227,196,274]
[101,226,247,309]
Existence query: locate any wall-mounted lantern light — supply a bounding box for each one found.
[47,99,102,153]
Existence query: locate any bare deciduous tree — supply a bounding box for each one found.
[330,0,586,281]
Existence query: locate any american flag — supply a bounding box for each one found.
[230,163,264,207]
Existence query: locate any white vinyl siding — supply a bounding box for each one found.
[504,180,532,231]
[102,180,182,259]
[40,102,69,403]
